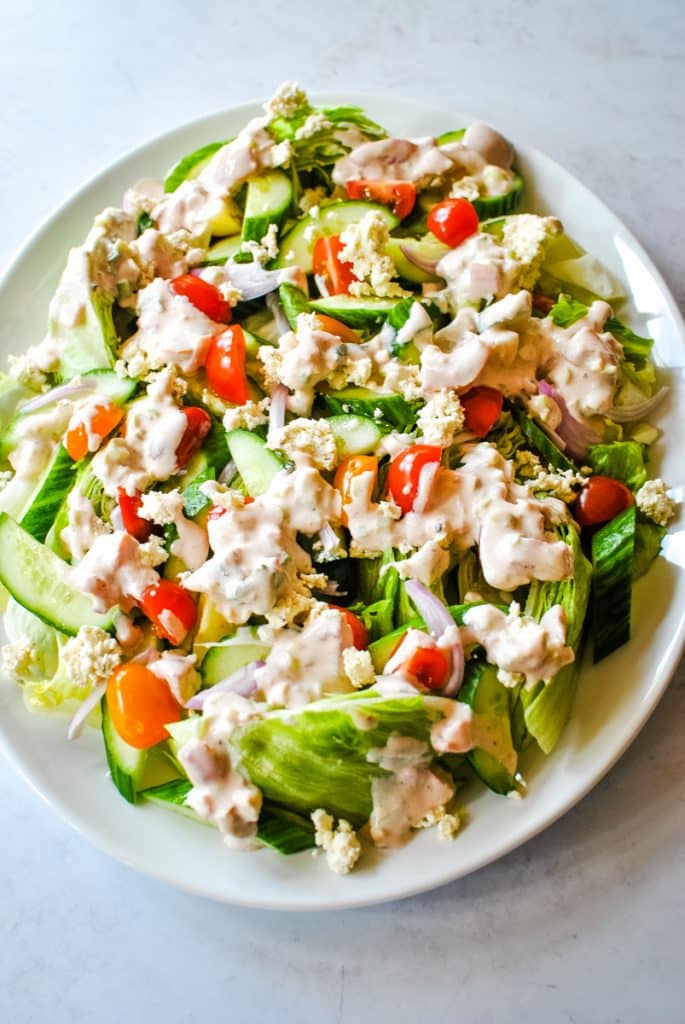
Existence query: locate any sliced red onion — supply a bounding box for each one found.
[20,379,97,413]
[399,243,440,275]
[228,263,283,301]
[441,643,465,697]
[266,292,290,336]
[404,579,454,637]
[412,462,439,514]
[67,681,107,741]
[218,459,237,485]
[537,380,600,459]
[314,273,330,298]
[607,386,669,423]
[318,521,340,555]
[267,383,288,444]
[185,660,265,710]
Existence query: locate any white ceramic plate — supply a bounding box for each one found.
[1,95,684,911]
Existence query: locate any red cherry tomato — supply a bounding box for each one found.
[65,401,124,461]
[204,325,249,405]
[117,487,153,542]
[175,406,212,469]
[427,198,479,248]
[387,445,442,515]
[461,386,504,438]
[106,663,182,750]
[345,179,416,220]
[312,235,357,295]
[403,646,449,691]
[328,605,369,650]
[573,475,634,528]
[140,579,198,646]
[334,455,378,526]
[170,273,231,323]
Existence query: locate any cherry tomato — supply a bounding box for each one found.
[345,179,416,220]
[532,292,555,315]
[65,402,124,461]
[117,487,154,542]
[106,663,182,750]
[312,235,357,295]
[334,455,378,525]
[312,313,361,345]
[175,406,212,469]
[573,475,634,528]
[140,579,198,645]
[387,445,442,515]
[170,273,231,323]
[204,325,249,405]
[328,605,369,650]
[461,386,504,438]
[403,646,449,691]
[427,198,479,248]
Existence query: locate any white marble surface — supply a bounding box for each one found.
[1,1,684,1020]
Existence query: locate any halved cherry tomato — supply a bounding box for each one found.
[140,579,198,645]
[387,445,442,515]
[334,455,378,525]
[345,179,416,220]
[328,605,369,650]
[427,197,479,248]
[170,273,231,323]
[175,406,212,469]
[461,386,504,438]
[403,646,449,691]
[573,475,634,528]
[106,663,182,750]
[117,487,153,542]
[65,401,124,461]
[532,292,555,315]
[312,235,357,295]
[204,325,249,405]
[312,313,361,345]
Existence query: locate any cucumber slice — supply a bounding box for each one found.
[201,635,271,686]
[327,414,383,457]
[279,282,311,328]
[472,174,524,219]
[308,295,398,329]
[164,140,228,193]
[242,170,293,244]
[436,128,466,145]
[0,513,116,635]
[276,201,399,273]
[102,698,148,804]
[385,237,447,284]
[202,235,242,266]
[226,429,284,497]
[82,368,138,404]
[19,444,79,543]
[322,387,420,431]
[458,661,517,794]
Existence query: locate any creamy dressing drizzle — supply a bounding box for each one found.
[61,490,111,563]
[69,531,159,614]
[126,278,218,374]
[139,489,208,571]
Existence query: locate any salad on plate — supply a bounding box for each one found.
[0,82,676,875]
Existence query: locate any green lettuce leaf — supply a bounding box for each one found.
[587,442,647,491]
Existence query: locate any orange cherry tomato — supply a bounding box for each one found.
[328,605,369,650]
[312,235,357,295]
[403,646,449,691]
[461,386,504,438]
[140,579,198,645]
[345,179,416,220]
[65,401,124,461]
[175,406,212,469]
[387,445,442,515]
[312,313,361,345]
[334,455,378,525]
[106,663,182,750]
[170,273,231,323]
[204,325,249,405]
[573,475,634,528]
[117,487,154,542]
[427,198,479,247]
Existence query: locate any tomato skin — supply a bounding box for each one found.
[312,235,357,295]
[65,402,124,461]
[204,325,249,405]
[461,386,504,438]
[403,646,449,691]
[574,475,634,528]
[328,605,369,650]
[427,198,479,247]
[387,445,442,514]
[106,663,182,750]
[312,313,361,345]
[175,406,212,469]
[345,179,416,220]
[117,487,154,542]
[140,580,198,645]
[334,455,378,525]
[170,274,231,323]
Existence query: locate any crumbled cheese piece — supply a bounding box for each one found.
[115,348,151,380]
[299,186,328,214]
[139,534,170,568]
[450,177,481,201]
[7,353,49,391]
[514,451,586,503]
[61,626,122,690]
[528,393,563,431]
[482,164,513,195]
[144,367,187,399]
[1,640,41,681]
[501,214,562,292]
[198,479,247,510]
[264,81,309,119]
[265,571,329,629]
[417,389,464,447]
[417,804,461,840]
[342,647,376,690]
[339,211,409,299]
[636,478,676,527]
[241,223,279,263]
[222,398,270,432]
[0,469,13,492]
[269,417,338,470]
[311,808,362,875]
[295,112,331,140]
[139,489,183,526]
[383,361,423,400]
